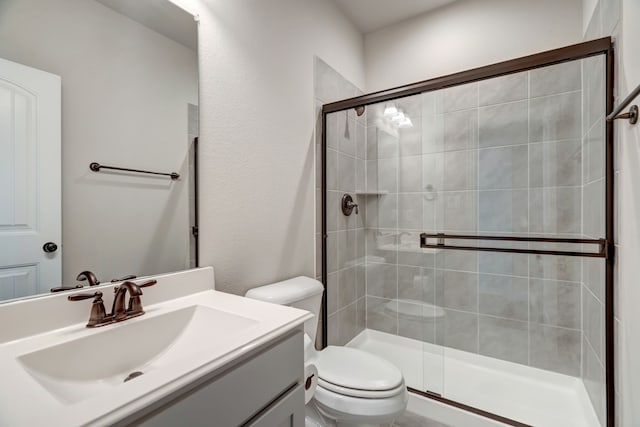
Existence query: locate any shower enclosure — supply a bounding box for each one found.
[321,38,613,427]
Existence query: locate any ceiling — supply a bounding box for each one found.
[332,0,458,34]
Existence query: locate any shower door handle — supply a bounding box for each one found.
[420,233,608,258]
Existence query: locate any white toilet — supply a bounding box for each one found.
[245,276,408,427]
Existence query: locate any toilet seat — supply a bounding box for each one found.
[317,378,406,398]
[314,346,404,398]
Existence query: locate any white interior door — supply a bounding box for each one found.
[0,57,61,301]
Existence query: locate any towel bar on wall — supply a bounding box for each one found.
[607,83,640,124]
[89,162,180,180]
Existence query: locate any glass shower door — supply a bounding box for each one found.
[422,56,608,426]
[364,93,445,395]
[322,39,611,427]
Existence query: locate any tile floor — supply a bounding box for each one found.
[392,411,452,427]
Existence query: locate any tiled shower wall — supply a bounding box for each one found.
[314,57,367,347]
[363,60,606,378]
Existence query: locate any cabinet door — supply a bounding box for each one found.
[244,384,305,427]
[127,331,303,427]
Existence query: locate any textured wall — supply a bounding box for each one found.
[169,0,365,295]
[615,0,640,420]
[364,0,583,92]
[581,0,640,425]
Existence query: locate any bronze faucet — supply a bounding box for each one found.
[76,270,100,287]
[68,279,157,328]
[50,269,100,293]
[112,281,144,320]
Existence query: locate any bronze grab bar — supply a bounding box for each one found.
[90,162,179,180]
[420,233,608,258]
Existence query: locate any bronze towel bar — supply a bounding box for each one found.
[89,162,179,180]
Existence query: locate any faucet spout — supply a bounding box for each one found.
[112,281,142,320]
[76,270,100,287]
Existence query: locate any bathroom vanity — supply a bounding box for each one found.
[0,267,311,426]
[131,330,304,426]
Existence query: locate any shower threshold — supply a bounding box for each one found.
[347,329,599,427]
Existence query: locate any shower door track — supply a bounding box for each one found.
[408,388,533,427]
[321,36,615,427]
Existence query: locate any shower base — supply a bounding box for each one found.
[347,329,600,427]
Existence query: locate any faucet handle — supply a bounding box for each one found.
[138,279,157,288]
[110,274,137,283]
[50,284,84,293]
[68,291,108,327]
[125,280,156,314]
[68,291,103,302]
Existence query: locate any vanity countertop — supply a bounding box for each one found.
[0,267,311,426]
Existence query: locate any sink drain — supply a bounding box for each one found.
[124,371,144,383]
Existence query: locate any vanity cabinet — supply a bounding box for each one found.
[126,330,305,427]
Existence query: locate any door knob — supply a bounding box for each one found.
[43,242,58,253]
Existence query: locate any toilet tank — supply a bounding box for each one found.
[245,276,324,343]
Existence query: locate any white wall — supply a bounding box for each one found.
[580,0,640,424]
[169,0,365,295]
[0,0,198,286]
[583,0,599,31]
[581,0,640,424]
[615,53,640,427]
[364,0,583,91]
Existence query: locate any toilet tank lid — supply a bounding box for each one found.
[245,276,323,305]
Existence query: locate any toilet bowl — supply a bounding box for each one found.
[245,277,408,427]
[309,345,407,426]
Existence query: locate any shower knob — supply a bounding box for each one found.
[342,194,358,216]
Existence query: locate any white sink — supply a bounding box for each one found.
[18,305,258,404]
[0,268,313,427]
